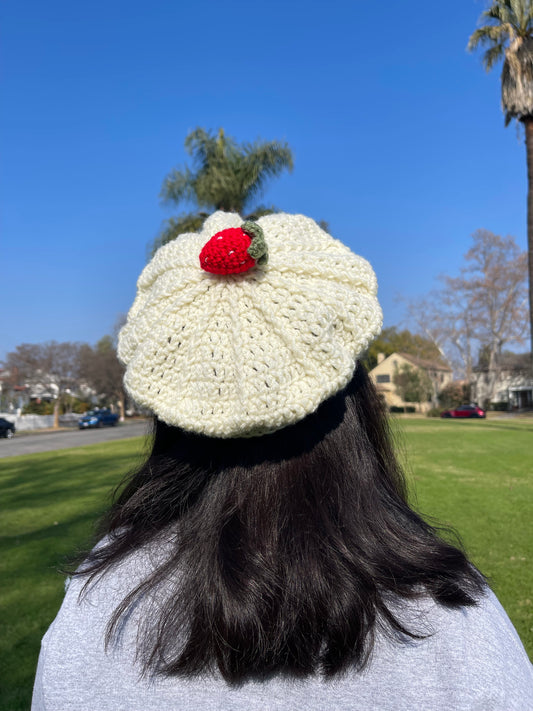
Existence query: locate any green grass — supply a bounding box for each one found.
[0,437,147,711]
[396,417,533,657]
[1,419,532,710]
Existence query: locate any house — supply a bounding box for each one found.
[0,366,96,415]
[472,353,532,410]
[0,368,30,412]
[369,352,453,412]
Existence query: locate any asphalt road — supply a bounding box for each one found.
[0,421,150,459]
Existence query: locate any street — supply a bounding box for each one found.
[0,420,150,459]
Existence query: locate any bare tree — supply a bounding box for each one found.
[456,230,528,398]
[79,336,126,420]
[406,230,528,400]
[4,342,83,428]
[405,292,472,380]
[407,285,478,382]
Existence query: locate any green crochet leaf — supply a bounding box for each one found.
[243,220,268,266]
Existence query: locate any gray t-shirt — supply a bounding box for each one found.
[32,541,533,711]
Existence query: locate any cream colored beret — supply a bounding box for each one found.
[118,212,382,438]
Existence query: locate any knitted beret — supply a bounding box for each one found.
[118,212,382,438]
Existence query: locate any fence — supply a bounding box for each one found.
[0,412,80,431]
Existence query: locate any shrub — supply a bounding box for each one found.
[67,398,92,414]
[22,401,54,415]
[390,405,416,414]
[393,364,432,405]
[491,401,509,412]
[426,407,442,418]
[438,381,471,409]
[22,397,92,415]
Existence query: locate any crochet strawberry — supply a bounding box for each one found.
[199,221,268,275]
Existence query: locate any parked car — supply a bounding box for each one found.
[440,404,486,419]
[0,417,16,438]
[78,409,119,429]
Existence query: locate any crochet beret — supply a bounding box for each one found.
[118,212,382,438]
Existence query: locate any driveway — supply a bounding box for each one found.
[0,421,150,459]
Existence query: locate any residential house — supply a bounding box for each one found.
[472,353,532,410]
[369,352,453,412]
[0,366,96,414]
[0,368,30,412]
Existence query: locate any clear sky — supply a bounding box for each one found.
[0,0,527,361]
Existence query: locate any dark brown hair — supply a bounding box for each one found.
[76,364,485,682]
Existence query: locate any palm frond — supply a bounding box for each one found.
[485,42,507,70]
[509,0,530,29]
[155,128,294,247]
[160,167,195,205]
[510,0,522,25]
[239,142,294,210]
[483,3,510,24]
[468,24,509,52]
[502,36,533,119]
[468,0,533,74]
[477,0,533,36]
[470,1,533,121]
[184,128,239,169]
[193,157,246,212]
[184,128,212,164]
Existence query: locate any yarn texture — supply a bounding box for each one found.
[118,212,383,438]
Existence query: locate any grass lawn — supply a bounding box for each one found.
[0,437,147,711]
[1,418,532,710]
[397,417,533,655]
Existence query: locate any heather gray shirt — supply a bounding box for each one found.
[32,542,533,711]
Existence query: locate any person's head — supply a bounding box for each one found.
[80,212,485,682]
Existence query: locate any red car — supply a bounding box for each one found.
[440,404,486,419]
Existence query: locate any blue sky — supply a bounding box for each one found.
[0,0,527,360]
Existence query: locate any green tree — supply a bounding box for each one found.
[360,327,443,371]
[468,0,533,358]
[152,128,294,254]
[393,364,433,411]
[438,381,471,410]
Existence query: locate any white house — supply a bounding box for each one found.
[472,353,532,410]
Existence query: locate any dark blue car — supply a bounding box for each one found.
[0,417,16,438]
[78,409,119,429]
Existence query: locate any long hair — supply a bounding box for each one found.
[76,364,485,682]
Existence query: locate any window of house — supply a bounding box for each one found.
[377,374,390,383]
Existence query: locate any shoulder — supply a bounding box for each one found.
[32,536,168,710]
[384,588,533,709]
[461,588,533,682]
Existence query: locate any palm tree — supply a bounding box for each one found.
[468,0,533,359]
[151,128,293,254]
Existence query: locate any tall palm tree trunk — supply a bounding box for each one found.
[525,118,533,364]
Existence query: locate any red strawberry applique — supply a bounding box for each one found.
[199,221,268,275]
